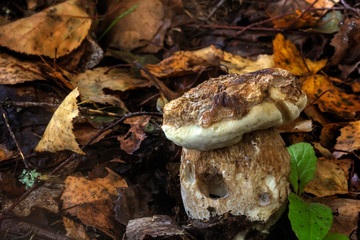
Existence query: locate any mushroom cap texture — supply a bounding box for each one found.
[162,68,307,150]
[180,128,291,222]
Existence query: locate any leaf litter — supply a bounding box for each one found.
[0,0,359,239]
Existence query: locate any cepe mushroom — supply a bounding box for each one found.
[162,68,307,224]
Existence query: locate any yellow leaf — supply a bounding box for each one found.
[0,0,91,58]
[35,88,84,154]
[304,157,348,197]
[273,33,327,75]
[302,75,360,119]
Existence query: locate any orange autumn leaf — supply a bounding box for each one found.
[302,75,360,119]
[272,10,318,29]
[61,168,127,216]
[0,0,91,58]
[333,121,360,158]
[273,33,327,75]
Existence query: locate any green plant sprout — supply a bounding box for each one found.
[19,169,41,189]
[97,4,139,41]
[287,142,349,240]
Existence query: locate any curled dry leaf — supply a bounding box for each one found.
[0,0,91,58]
[333,121,360,158]
[35,88,84,155]
[118,115,151,155]
[302,75,360,119]
[304,157,348,197]
[0,53,46,84]
[273,34,327,75]
[72,67,150,108]
[61,168,127,216]
[145,45,274,78]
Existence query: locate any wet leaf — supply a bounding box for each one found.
[0,53,46,84]
[273,33,327,75]
[0,0,91,58]
[287,142,317,195]
[288,193,333,240]
[61,168,127,216]
[302,75,360,119]
[333,121,360,158]
[304,157,348,197]
[72,67,150,108]
[312,11,343,34]
[118,115,151,155]
[35,88,84,155]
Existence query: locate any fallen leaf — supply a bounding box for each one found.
[63,217,90,240]
[61,168,127,216]
[304,157,348,197]
[305,0,339,8]
[0,144,15,162]
[333,121,360,158]
[72,67,150,108]
[0,171,25,197]
[114,184,154,225]
[118,115,151,155]
[302,75,360,119]
[104,0,179,53]
[0,0,91,58]
[0,53,46,84]
[308,198,360,238]
[273,33,327,75]
[2,183,62,217]
[73,123,112,145]
[35,88,84,154]
[145,45,274,78]
[330,18,360,65]
[77,199,121,239]
[277,119,313,133]
[272,10,318,29]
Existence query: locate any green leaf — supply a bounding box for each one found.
[313,11,344,34]
[287,142,317,195]
[288,193,333,240]
[324,233,350,240]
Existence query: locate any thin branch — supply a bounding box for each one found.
[0,106,28,170]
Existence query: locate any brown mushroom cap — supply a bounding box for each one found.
[162,68,307,150]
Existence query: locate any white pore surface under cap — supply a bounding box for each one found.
[162,94,307,151]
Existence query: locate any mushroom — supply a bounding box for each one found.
[162,68,307,225]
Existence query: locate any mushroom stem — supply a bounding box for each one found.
[180,127,291,222]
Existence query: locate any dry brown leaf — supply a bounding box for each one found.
[74,124,112,145]
[145,45,274,78]
[272,10,318,29]
[277,119,312,133]
[72,67,150,108]
[273,33,327,75]
[35,88,84,155]
[0,53,46,84]
[118,115,151,155]
[104,0,172,53]
[304,157,349,197]
[2,183,62,217]
[0,144,15,162]
[302,75,360,119]
[61,168,127,216]
[63,217,90,240]
[333,121,360,158]
[77,199,121,239]
[0,0,91,58]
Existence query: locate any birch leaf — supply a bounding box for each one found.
[35,88,84,154]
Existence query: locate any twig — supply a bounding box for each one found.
[207,0,226,20]
[304,89,332,110]
[0,106,28,170]
[341,0,360,15]
[288,0,318,29]
[0,111,162,217]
